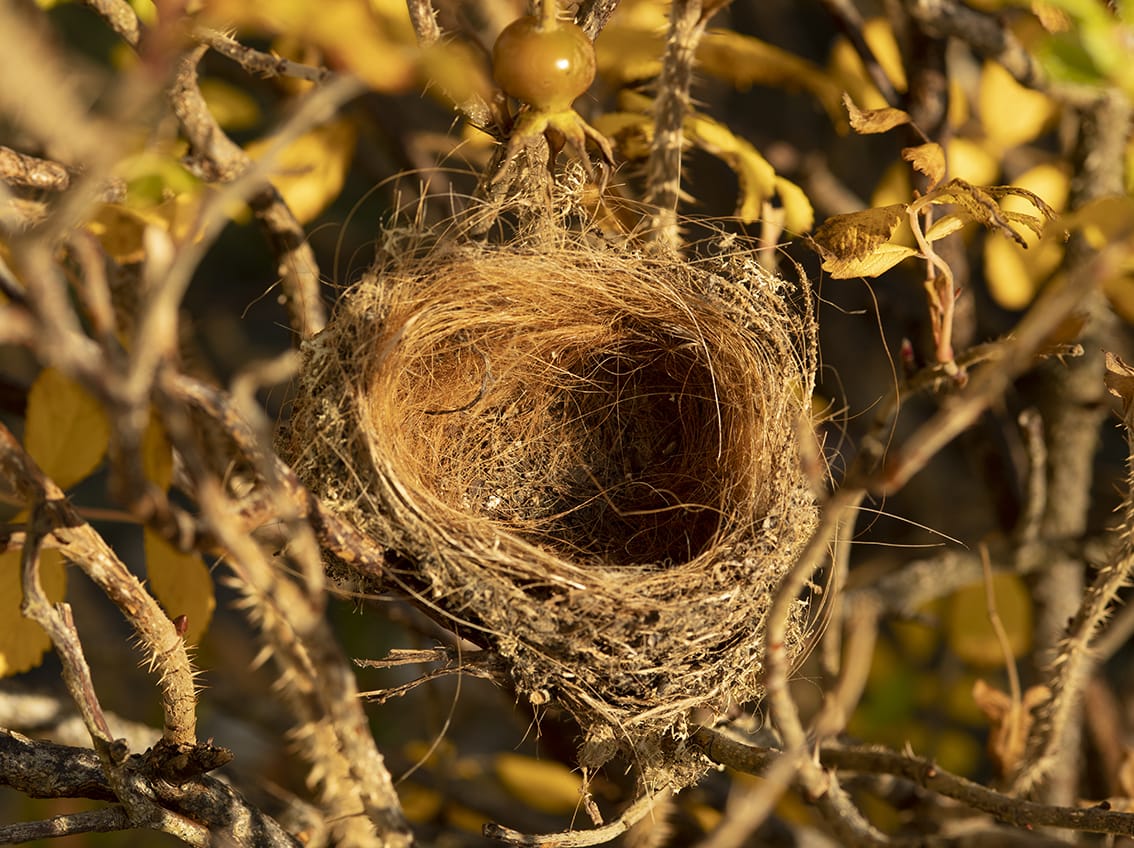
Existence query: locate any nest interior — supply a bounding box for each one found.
[284,233,820,787]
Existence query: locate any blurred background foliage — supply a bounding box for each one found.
[3,0,1134,844]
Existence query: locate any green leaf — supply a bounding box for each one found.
[24,369,109,490]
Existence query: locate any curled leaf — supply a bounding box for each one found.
[902,142,946,189]
[1105,351,1134,426]
[843,93,910,134]
[812,204,908,261]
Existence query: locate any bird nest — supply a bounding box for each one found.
[283,213,821,789]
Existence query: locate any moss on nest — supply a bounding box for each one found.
[283,218,820,789]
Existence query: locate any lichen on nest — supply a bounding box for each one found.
[282,203,821,790]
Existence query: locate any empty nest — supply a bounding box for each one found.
[283,218,821,789]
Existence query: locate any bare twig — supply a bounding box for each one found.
[0,146,71,193]
[817,0,900,106]
[0,729,301,847]
[1014,89,1130,806]
[154,368,410,847]
[875,241,1126,495]
[645,0,712,249]
[484,789,665,846]
[0,424,199,749]
[80,0,140,46]
[0,806,132,843]
[693,729,1134,839]
[196,28,333,83]
[168,46,347,340]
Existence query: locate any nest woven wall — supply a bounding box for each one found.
[283,220,820,789]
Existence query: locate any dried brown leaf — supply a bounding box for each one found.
[1105,351,1134,426]
[812,204,907,259]
[902,142,946,189]
[843,93,910,134]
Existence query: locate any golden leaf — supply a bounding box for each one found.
[902,142,945,189]
[924,213,967,242]
[698,30,846,125]
[24,368,109,491]
[812,204,908,262]
[1105,351,1134,426]
[201,0,417,93]
[947,573,1032,667]
[246,118,358,224]
[972,678,1050,779]
[595,27,665,86]
[828,18,907,111]
[820,242,918,278]
[686,114,776,222]
[945,137,1000,187]
[774,175,815,234]
[0,549,66,678]
[984,235,1039,309]
[200,77,262,132]
[144,529,215,645]
[493,752,583,815]
[142,412,173,491]
[843,93,910,135]
[978,60,1055,150]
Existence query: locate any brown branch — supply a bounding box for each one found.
[874,242,1125,496]
[0,806,132,843]
[484,790,665,846]
[168,46,334,340]
[154,370,410,846]
[818,0,900,107]
[0,423,199,749]
[905,0,1046,92]
[79,0,140,46]
[0,146,71,193]
[195,28,333,83]
[0,729,301,847]
[645,0,711,249]
[692,730,1134,839]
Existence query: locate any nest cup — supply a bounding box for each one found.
[285,226,820,787]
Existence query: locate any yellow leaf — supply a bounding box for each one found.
[494,752,583,815]
[698,30,846,125]
[902,142,946,189]
[821,242,918,278]
[24,369,109,491]
[144,529,215,645]
[686,115,775,223]
[947,573,1032,667]
[945,137,1000,187]
[595,27,665,86]
[978,60,1056,150]
[924,213,967,242]
[200,78,262,132]
[812,204,908,262]
[246,118,357,224]
[1001,161,1071,237]
[1105,273,1134,324]
[420,41,495,111]
[201,0,417,93]
[843,93,910,134]
[398,782,444,824]
[862,17,908,93]
[142,412,173,491]
[0,549,66,678]
[828,18,907,111]
[774,175,815,234]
